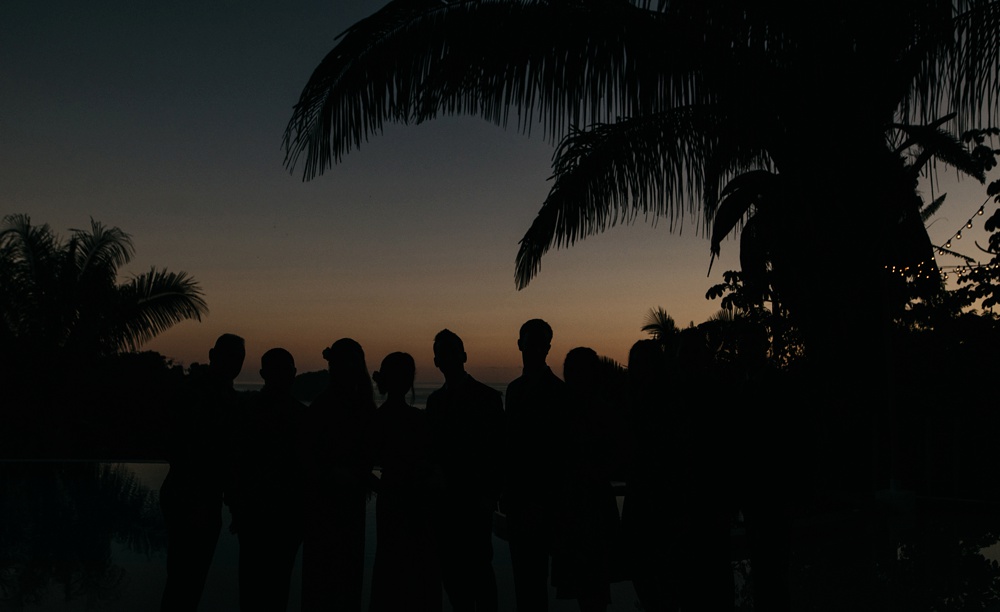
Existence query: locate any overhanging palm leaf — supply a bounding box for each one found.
[708,170,779,265]
[932,2,1000,129]
[284,0,713,179]
[515,108,719,288]
[894,115,988,182]
[287,0,1000,312]
[283,0,446,177]
[921,194,949,223]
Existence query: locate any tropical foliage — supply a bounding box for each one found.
[703,272,805,372]
[944,129,1000,310]
[0,215,202,458]
[282,0,1000,497]
[283,1,999,278]
[640,306,678,341]
[282,0,1000,384]
[0,214,208,359]
[0,463,164,606]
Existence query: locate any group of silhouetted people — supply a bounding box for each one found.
[160,320,794,612]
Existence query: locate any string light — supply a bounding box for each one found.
[881,257,1000,283]
[931,262,1000,283]
[934,197,989,256]
[871,196,996,284]
[883,259,940,280]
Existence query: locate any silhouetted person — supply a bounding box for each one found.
[369,352,443,612]
[503,319,567,612]
[300,338,375,612]
[620,339,674,612]
[426,329,505,612]
[552,347,621,612]
[160,333,245,612]
[231,348,305,612]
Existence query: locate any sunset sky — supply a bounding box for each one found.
[3,1,993,383]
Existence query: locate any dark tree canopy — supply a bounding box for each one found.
[0,214,207,358]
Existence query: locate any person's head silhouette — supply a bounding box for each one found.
[209,333,245,382]
[260,348,296,394]
[433,329,466,380]
[517,319,552,369]
[563,346,599,392]
[373,352,416,398]
[322,338,372,402]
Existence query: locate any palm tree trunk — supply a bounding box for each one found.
[770,133,913,496]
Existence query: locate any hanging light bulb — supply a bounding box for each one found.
[967,222,974,228]
[978,207,985,215]
[957,232,963,239]
[946,241,952,248]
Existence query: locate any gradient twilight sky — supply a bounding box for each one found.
[3,1,993,383]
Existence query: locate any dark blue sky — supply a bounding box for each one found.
[2,0,989,381]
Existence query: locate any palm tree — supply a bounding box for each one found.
[640,306,678,341]
[282,2,997,307]
[282,0,1000,492]
[0,214,208,359]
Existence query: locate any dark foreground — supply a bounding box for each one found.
[1,462,998,611]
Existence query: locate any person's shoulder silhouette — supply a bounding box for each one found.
[160,333,245,612]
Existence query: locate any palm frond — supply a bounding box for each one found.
[0,214,60,286]
[70,219,134,284]
[934,243,977,264]
[895,115,988,182]
[285,0,1000,302]
[115,268,208,352]
[0,214,64,342]
[910,1,1000,131]
[641,306,678,340]
[514,108,717,288]
[951,1,1000,129]
[701,135,774,219]
[921,194,948,222]
[707,308,735,323]
[283,0,446,178]
[709,170,779,261]
[284,0,708,180]
[597,355,627,379]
